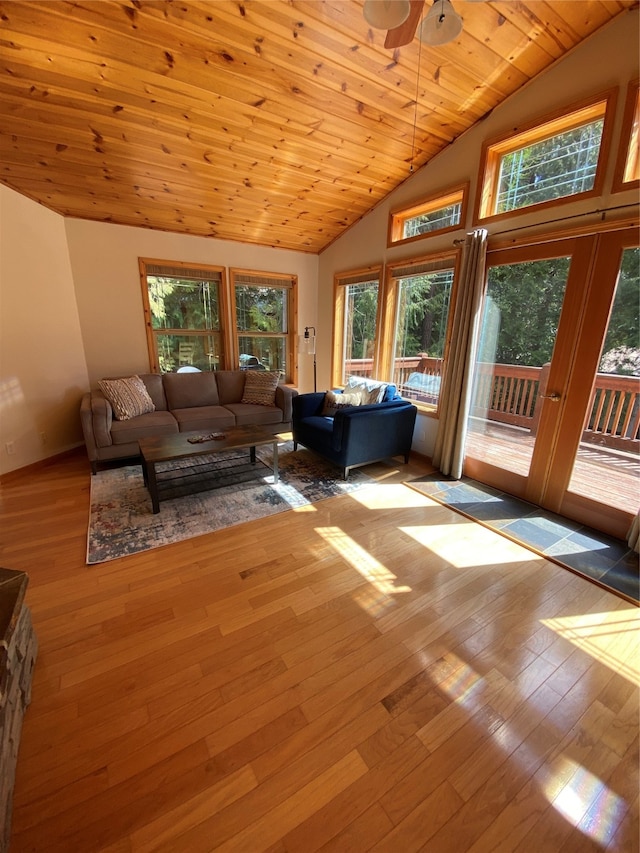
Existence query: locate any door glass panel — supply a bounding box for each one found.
[567,247,640,513]
[466,257,570,476]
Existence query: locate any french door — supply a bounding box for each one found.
[464,228,639,539]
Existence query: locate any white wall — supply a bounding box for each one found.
[0,185,89,474]
[318,10,639,458]
[65,219,319,389]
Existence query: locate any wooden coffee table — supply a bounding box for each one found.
[138,425,279,513]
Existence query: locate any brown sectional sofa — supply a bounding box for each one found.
[80,371,297,473]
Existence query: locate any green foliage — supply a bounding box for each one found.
[148,277,219,331]
[235,286,286,332]
[345,283,378,360]
[478,258,569,366]
[601,247,640,365]
[478,249,639,371]
[497,119,603,213]
[395,271,453,359]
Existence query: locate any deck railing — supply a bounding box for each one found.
[345,357,640,452]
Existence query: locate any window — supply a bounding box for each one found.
[139,259,227,373]
[477,94,613,221]
[389,185,467,245]
[383,254,458,409]
[613,80,639,191]
[230,270,297,383]
[332,267,382,387]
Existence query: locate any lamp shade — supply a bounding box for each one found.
[363,0,411,30]
[419,0,462,45]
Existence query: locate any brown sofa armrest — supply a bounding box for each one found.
[275,385,298,423]
[88,390,114,449]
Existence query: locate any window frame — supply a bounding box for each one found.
[331,265,383,388]
[475,91,616,224]
[139,257,229,373]
[612,79,639,193]
[388,184,468,247]
[380,249,460,414]
[229,268,298,385]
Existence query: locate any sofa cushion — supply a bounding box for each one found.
[224,402,284,427]
[110,411,178,445]
[321,390,362,417]
[98,375,155,420]
[215,371,246,405]
[139,373,168,411]
[172,406,235,433]
[163,372,219,410]
[241,371,280,406]
[296,415,335,455]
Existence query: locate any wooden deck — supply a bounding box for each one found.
[465,421,639,517]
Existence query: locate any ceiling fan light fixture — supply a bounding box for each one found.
[420,0,463,45]
[363,0,411,30]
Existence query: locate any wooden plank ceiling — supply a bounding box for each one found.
[0,0,635,253]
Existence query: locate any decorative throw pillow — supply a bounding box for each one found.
[345,376,388,404]
[241,371,280,406]
[98,375,155,421]
[320,390,363,417]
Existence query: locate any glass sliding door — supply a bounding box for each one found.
[465,254,570,484]
[566,246,639,514]
[555,231,640,538]
[463,230,638,540]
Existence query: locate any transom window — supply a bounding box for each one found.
[613,80,639,191]
[496,119,604,213]
[390,186,466,245]
[478,95,612,221]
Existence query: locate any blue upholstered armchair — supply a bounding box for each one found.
[292,383,417,479]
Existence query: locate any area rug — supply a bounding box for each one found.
[87,441,372,564]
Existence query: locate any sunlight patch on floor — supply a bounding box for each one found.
[349,482,437,510]
[540,609,640,685]
[315,526,412,614]
[399,523,536,568]
[438,655,483,705]
[542,757,626,845]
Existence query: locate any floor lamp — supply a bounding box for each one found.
[302,326,317,392]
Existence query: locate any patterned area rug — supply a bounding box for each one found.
[87,441,372,564]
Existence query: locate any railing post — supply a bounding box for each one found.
[530,362,551,436]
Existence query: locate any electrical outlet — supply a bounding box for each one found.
[40,431,47,445]
[5,441,15,455]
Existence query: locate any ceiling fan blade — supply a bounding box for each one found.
[384,0,425,48]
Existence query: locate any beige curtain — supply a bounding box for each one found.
[432,229,488,479]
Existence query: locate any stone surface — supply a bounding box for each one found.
[0,569,37,853]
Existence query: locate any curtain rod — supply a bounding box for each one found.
[453,202,638,245]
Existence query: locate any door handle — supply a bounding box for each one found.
[540,392,562,402]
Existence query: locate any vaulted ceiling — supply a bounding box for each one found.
[0,0,635,253]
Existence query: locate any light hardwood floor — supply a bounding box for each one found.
[0,448,638,853]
